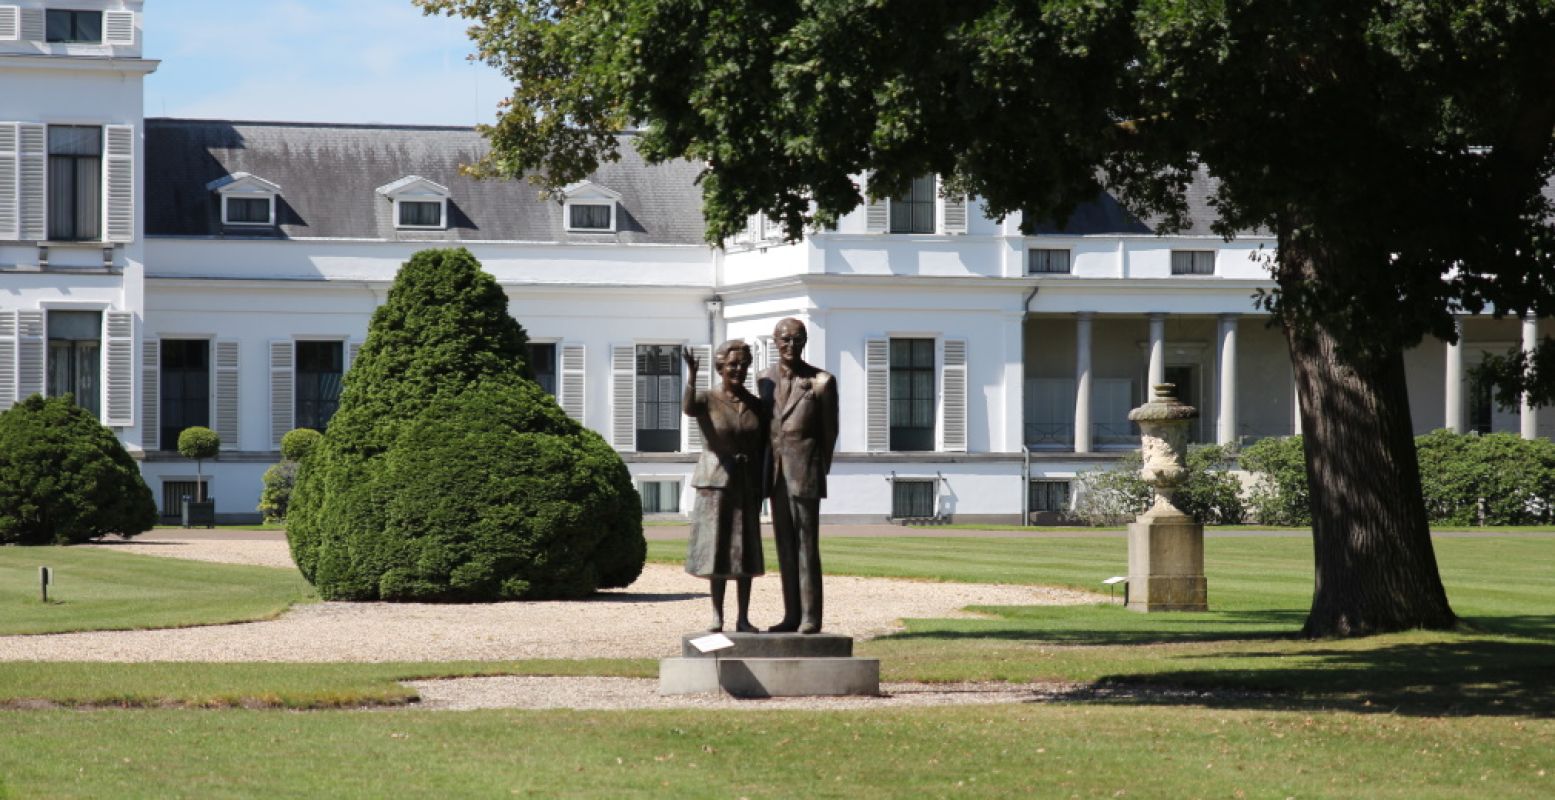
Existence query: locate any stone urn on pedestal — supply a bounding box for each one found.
[1124,384,1208,611]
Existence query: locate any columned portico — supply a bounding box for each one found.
[1074,312,1094,453]
[1445,317,1464,433]
[1523,315,1539,440]
[1216,314,1238,446]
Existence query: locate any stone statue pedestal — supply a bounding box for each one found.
[1126,507,1208,612]
[658,633,880,697]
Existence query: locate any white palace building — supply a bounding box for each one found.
[3,1,1551,524]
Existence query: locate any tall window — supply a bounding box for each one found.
[636,344,681,452]
[889,175,936,234]
[1468,375,1496,434]
[1170,250,1216,275]
[527,343,557,396]
[160,340,210,451]
[48,126,102,241]
[46,310,101,417]
[46,10,102,43]
[1028,248,1072,274]
[295,341,344,432]
[890,338,935,451]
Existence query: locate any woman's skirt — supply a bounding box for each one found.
[684,482,765,578]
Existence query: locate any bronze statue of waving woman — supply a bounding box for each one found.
[682,340,768,632]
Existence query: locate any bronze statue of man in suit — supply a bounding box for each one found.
[758,317,839,634]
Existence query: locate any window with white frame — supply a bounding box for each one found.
[636,344,682,452]
[48,126,101,241]
[46,9,101,43]
[376,176,450,230]
[526,342,557,396]
[46,310,101,417]
[561,180,622,232]
[1028,248,1072,274]
[639,480,681,514]
[890,338,936,451]
[210,173,281,228]
[1170,250,1216,275]
[889,175,936,234]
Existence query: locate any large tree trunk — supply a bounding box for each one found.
[1282,252,1457,637]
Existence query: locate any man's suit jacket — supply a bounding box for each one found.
[758,364,839,499]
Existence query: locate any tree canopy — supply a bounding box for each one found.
[422,0,1555,635]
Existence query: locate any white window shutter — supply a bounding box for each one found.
[18,6,40,42]
[865,338,889,452]
[17,123,43,241]
[865,176,888,234]
[942,193,968,235]
[16,310,43,401]
[611,344,635,451]
[0,7,20,41]
[560,343,586,423]
[685,344,711,452]
[760,336,775,371]
[942,339,968,452]
[742,339,759,393]
[141,337,159,450]
[0,123,17,240]
[104,125,134,243]
[270,339,294,449]
[0,310,15,407]
[215,340,239,450]
[103,11,134,45]
[346,340,363,370]
[103,312,134,426]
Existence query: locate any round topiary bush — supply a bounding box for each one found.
[0,394,157,544]
[280,428,323,462]
[288,247,645,600]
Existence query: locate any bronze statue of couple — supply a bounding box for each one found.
[681,318,839,635]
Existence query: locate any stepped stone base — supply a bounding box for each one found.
[660,632,880,697]
[1126,513,1208,612]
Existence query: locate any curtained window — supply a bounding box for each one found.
[889,338,935,451]
[398,200,443,228]
[48,126,102,241]
[889,175,936,234]
[46,310,101,418]
[635,344,681,452]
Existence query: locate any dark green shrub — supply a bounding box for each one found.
[1074,444,1244,526]
[280,428,322,462]
[1417,430,1555,525]
[257,460,299,524]
[1240,435,1311,526]
[288,248,645,600]
[0,394,157,544]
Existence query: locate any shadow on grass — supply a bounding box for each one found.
[1081,637,1555,718]
[885,609,1309,645]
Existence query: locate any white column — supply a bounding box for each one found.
[1522,315,1539,440]
[1147,313,1166,389]
[1217,314,1239,446]
[1074,312,1093,453]
[1445,317,1464,433]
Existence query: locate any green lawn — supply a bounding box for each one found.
[1,533,1551,797]
[0,705,1548,799]
[0,547,314,635]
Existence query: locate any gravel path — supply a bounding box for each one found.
[2,538,1101,663]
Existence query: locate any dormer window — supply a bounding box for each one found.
[561,181,621,232]
[46,10,101,43]
[376,176,449,230]
[208,172,280,228]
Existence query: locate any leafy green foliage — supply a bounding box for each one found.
[257,460,299,524]
[288,248,643,600]
[1074,445,1244,526]
[279,428,322,462]
[0,395,156,545]
[1416,430,1555,526]
[176,427,220,461]
[1243,431,1555,526]
[1240,435,1311,527]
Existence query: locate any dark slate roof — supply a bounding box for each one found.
[1029,169,1227,236]
[144,119,709,245]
